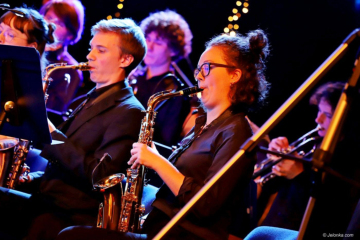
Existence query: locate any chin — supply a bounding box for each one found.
[318,130,326,137]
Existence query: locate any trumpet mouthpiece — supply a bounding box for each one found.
[316,125,324,131]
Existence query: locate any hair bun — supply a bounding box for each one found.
[45,23,56,44]
[248,29,269,62]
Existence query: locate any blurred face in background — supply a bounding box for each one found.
[144,31,174,68]
[315,98,333,137]
[43,7,72,45]
[0,21,35,48]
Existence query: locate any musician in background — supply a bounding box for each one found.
[40,0,85,115]
[0,7,55,69]
[129,10,192,153]
[256,82,360,236]
[56,29,270,240]
[0,18,146,240]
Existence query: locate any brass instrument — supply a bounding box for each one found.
[0,62,90,189]
[43,62,90,104]
[94,86,203,233]
[254,126,322,186]
[0,137,18,187]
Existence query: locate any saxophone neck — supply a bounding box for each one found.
[146,86,203,111]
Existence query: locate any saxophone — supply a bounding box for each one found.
[0,62,90,189]
[43,62,90,104]
[95,86,203,233]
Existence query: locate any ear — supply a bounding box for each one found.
[230,69,242,83]
[28,42,38,50]
[119,54,134,68]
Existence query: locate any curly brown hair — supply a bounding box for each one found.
[140,10,192,61]
[205,30,270,111]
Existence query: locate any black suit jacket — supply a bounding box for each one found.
[39,83,144,216]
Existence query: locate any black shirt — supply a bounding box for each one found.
[143,109,257,239]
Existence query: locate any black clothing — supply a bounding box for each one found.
[259,139,360,236]
[0,81,145,239]
[144,109,256,239]
[56,109,257,240]
[259,170,312,230]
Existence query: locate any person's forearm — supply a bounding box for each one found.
[153,159,185,196]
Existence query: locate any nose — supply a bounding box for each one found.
[86,50,94,61]
[146,41,154,51]
[315,112,324,125]
[194,70,204,82]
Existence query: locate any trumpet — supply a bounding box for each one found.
[254,125,323,186]
[43,62,90,104]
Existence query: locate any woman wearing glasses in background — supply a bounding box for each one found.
[57,29,270,240]
[0,7,55,70]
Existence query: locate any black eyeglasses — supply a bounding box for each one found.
[194,62,236,80]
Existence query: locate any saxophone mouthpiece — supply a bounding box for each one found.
[180,86,203,96]
[75,62,91,71]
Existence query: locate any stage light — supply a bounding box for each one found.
[107,15,112,20]
[230,31,236,36]
[117,3,123,9]
[115,12,120,18]
[224,0,251,33]
[119,0,124,1]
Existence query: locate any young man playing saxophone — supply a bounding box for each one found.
[0,18,147,240]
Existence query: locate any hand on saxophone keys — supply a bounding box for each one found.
[128,142,164,170]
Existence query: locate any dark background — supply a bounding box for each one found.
[8,0,360,140]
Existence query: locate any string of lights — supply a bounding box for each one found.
[224,0,249,35]
[107,0,125,20]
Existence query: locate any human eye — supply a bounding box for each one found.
[325,113,333,119]
[97,47,106,53]
[7,32,15,39]
[202,63,210,72]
